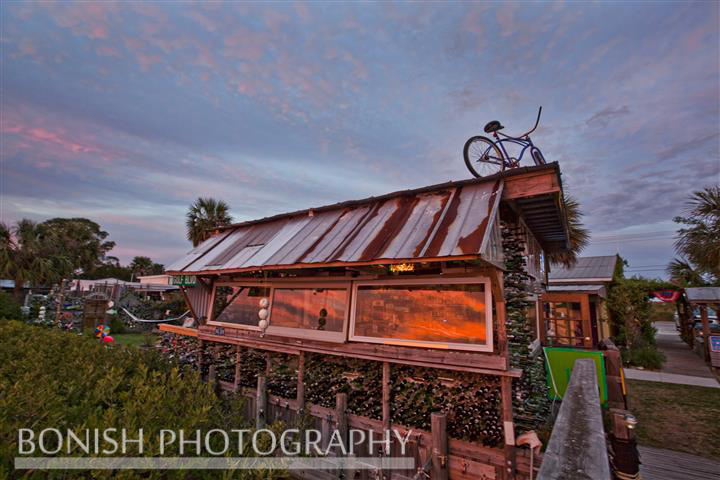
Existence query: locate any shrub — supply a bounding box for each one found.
[621,344,666,370]
[0,321,287,479]
[0,292,22,320]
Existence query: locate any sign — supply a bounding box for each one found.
[710,336,720,368]
[171,275,197,287]
[389,263,415,273]
[544,347,608,406]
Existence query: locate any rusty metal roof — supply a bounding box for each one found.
[167,178,503,274]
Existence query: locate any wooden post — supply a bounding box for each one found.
[501,376,516,479]
[431,412,448,480]
[336,393,348,456]
[297,351,305,412]
[234,345,242,391]
[197,339,204,373]
[603,346,626,410]
[382,361,391,450]
[701,305,710,362]
[256,375,267,429]
[54,279,67,327]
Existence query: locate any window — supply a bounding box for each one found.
[265,283,350,342]
[350,278,493,352]
[213,286,270,328]
[544,301,584,346]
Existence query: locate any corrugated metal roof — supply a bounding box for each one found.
[686,287,720,303]
[168,179,503,274]
[549,255,618,282]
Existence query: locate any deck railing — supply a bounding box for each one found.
[537,358,611,480]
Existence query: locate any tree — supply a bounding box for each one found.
[547,195,590,267]
[41,218,116,275]
[667,186,720,285]
[186,197,232,247]
[0,220,71,301]
[129,256,164,279]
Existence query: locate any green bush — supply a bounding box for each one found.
[0,292,22,320]
[621,344,666,370]
[0,321,288,479]
[108,312,127,334]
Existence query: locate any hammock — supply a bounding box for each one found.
[121,308,191,324]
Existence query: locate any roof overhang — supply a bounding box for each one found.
[501,163,570,252]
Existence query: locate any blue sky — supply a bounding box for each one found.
[1,1,718,277]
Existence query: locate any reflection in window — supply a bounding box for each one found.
[354,284,487,344]
[271,288,346,332]
[215,286,270,326]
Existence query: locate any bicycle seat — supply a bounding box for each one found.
[484,120,504,133]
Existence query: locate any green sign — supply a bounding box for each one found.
[171,275,197,287]
[544,347,608,407]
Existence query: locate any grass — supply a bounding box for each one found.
[112,332,156,347]
[626,379,720,459]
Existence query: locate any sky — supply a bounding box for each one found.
[1,1,719,278]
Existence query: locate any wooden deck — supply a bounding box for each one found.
[639,446,720,480]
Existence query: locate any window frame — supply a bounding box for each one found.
[349,276,494,352]
[208,279,351,342]
[209,280,271,332]
[266,281,351,343]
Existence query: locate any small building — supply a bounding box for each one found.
[137,274,173,285]
[163,163,574,479]
[683,287,720,369]
[544,255,620,348]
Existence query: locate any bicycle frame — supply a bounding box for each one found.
[492,132,535,167]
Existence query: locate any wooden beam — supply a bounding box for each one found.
[256,375,267,429]
[336,393,348,454]
[382,361,391,442]
[234,345,242,391]
[158,324,198,337]
[431,413,449,480]
[502,169,561,200]
[297,351,306,413]
[501,376,516,479]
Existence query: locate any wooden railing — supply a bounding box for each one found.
[537,359,610,480]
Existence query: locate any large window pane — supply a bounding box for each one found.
[353,284,487,344]
[215,286,270,326]
[271,288,346,332]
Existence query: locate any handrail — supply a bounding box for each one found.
[537,358,611,480]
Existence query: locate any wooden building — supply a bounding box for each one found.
[544,255,620,348]
[683,287,720,369]
[162,163,572,479]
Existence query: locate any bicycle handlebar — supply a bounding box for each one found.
[517,106,542,138]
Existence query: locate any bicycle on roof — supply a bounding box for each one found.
[463,106,546,178]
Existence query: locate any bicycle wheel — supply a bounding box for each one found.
[463,136,505,178]
[531,147,546,166]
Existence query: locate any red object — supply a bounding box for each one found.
[103,336,114,343]
[652,291,680,302]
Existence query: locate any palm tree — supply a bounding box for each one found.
[186,197,233,247]
[0,220,71,301]
[667,258,707,287]
[671,186,720,283]
[547,195,590,267]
